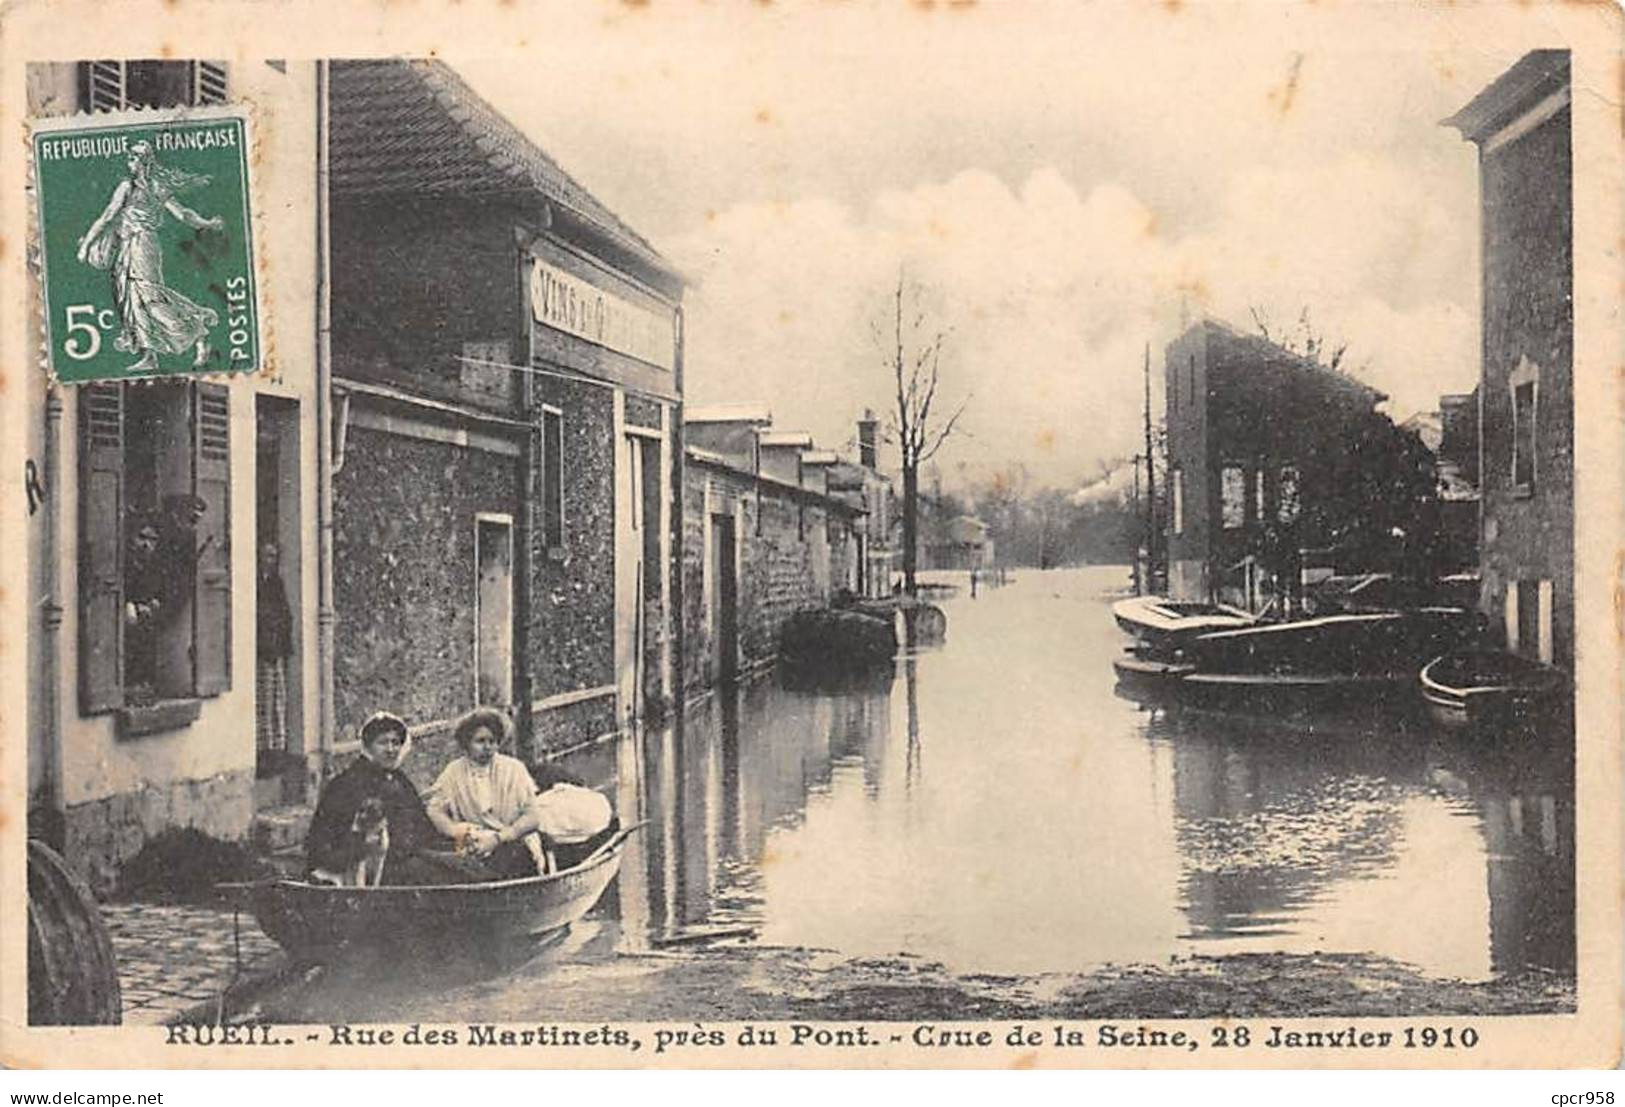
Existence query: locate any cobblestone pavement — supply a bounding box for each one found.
[101,902,285,1025]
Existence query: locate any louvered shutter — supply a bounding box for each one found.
[192,384,231,695]
[79,384,125,713]
[193,62,228,105]
[85,61,126,112]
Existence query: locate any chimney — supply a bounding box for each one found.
[857,408,878,469]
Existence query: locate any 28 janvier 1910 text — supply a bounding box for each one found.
[166,1022,1480,1053]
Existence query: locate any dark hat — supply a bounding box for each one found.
[358,710,408,747]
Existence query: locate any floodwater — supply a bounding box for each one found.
[256,566,1574,1021]
[567,564,1573,983]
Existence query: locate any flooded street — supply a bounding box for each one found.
[257,566,1574,1022]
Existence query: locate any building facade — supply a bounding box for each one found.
[1447,50,1574,670]
[1162,319,1395,612]
[23,57,688,890]
[681,411,863,694]
[326,59,685,765]
[24,60,324,891]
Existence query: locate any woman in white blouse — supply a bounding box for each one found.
[426,708,545,879]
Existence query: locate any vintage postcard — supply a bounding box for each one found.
[0,0,1620,1073]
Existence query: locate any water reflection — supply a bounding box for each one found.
[559,566,1574,982]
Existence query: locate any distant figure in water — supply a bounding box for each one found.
[76,140,223,374]
[969,567,979,599]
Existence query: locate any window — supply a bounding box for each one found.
[1510,356,1539,494]
[1187,356,1196,407]
[541,408,564,549]
[80,381,231,713]
[81,60,228,112]
[1254,468,1266,522]
[1277,466,1301,524]
[1220,465,1246,529]
[1171,468,1185,536]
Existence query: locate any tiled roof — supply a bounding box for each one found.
[329,59,672,277]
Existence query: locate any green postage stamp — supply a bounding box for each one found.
[32,106,259,383]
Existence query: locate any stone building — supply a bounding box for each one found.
[681,410,863,693]
[825,409,896,600]
[23,60,324,890]
[326,59,685,765]
[1446,50,1573,670]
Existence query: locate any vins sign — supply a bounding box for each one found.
[528,256,674,372]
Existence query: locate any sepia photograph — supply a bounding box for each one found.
[2,0,1620,1072]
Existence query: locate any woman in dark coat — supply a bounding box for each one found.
[305,711,441,885]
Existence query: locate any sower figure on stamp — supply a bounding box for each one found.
[76,140,223,374]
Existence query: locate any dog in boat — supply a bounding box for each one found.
[310,796,390,888]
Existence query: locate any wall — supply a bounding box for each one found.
[1478,105,1574,669]
[681,459,844,694]
[530,375,618,718]
[332,423,521,736]
[25,61,323,891]
[330,198,524,413]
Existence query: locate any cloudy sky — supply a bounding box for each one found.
[462,5,1529,493]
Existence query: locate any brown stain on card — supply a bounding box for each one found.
[755,108,775,126]
[1614,547,1625,645]
[1009,1052,1038,1069]
[1267,53,1305,117]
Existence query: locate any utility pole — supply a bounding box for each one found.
[1131,452,1143,595]
[1142,343,1157,594]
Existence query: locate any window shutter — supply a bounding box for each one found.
[79,384,125,713]
[85,61,126,112]
[192,62,229,105]
[192,384,231,695]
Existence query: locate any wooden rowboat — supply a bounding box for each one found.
[229,824,642,961]
[1419,651,1570,734]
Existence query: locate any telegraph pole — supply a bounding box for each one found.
[1142,343,1156,593]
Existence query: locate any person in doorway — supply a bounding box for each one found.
[305,711,439,886]
[256,542,293,777]
[425,708,545,880]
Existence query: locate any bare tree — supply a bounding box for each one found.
[1250,305,1348,371]
[874,271,968,597]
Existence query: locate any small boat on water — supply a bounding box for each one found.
[1419,650,1570,734]
[230,824,642,961]
[1175,608,1479,711]
[1111,596,1251,695]
[1113,585,1480,710]
[1111,595,1257,651]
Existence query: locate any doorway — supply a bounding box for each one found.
[475,515,515,707]
[254,396,303,807]
[710,512,738,685]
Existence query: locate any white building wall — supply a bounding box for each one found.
[25,61,321,889]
